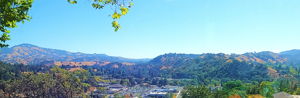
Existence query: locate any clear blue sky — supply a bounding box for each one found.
[7,0,300,58]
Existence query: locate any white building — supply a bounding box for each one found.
[273,92,300,98]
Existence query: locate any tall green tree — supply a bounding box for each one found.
[259,81,275,98]
[0,0,33,47]
[182,85,213,98]
[222,80,248,97]
[3,67,87,97]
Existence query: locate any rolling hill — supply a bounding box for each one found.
[0,44,150,66]
[1,44,300,84]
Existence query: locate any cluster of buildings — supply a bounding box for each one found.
[88,83,128,98]
[145,87,180,98]
[86,83,182,98]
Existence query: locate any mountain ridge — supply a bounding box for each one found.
[1,44,300,67]
[0,44,150,65]
[1,44,300,84]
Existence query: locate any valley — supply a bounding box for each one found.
[1,44,300,97]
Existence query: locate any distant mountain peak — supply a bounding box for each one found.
[14,43,39,47]
[258,51,275,54]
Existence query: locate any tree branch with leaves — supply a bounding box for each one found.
[0,0,134,48]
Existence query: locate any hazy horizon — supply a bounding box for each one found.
[6,43,299,59]
[7,0,300,58]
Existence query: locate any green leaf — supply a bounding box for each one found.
[112,21,120,32]
[120,7,129,15]
[129,2,134,8]
[105,0,112,4]
[112,12,121,19]
[92,3,104,9]
[68,0,77,4]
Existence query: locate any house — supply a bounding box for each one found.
[97,82,109,87]
[273,92,300,98]
[86,87,97,94]
[146,88,177,98]
[147,90,168,98]
[273,92,290,98]
[107,84,127,94]
[210,85,222,91]
[291,95,300,98]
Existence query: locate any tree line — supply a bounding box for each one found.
[182,78,300,98]
[0,62,104,97]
